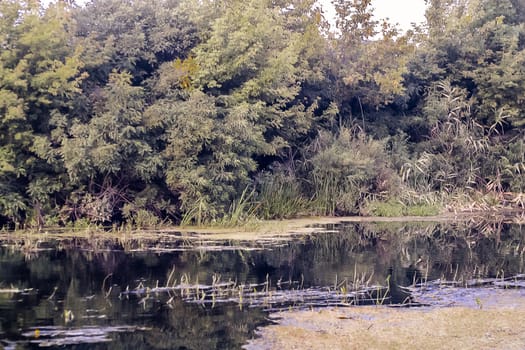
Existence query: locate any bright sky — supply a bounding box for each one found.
[320,0,428,32]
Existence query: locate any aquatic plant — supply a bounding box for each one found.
[119,266,410,312]
[255,171,307,220]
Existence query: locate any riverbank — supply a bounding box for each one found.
[3,211,522,241]
[245,288,525,350]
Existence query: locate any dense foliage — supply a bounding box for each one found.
[1,0,524,228]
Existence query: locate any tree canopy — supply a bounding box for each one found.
[0,0,523,228]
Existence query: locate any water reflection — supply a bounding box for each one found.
[0,221,524,348]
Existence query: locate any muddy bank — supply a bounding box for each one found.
[246,289,525,350]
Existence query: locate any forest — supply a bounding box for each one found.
[0,0,524,229]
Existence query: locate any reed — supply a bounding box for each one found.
[120,268,397,310]
[255,173,307,219]
[180,198,207,227]
[216,187,258,227]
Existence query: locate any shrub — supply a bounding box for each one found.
[302,126,400,215]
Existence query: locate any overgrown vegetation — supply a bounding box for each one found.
[1,0,524,229]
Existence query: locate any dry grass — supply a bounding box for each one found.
[0,212,517,243]
[246,290,525,350]
[0,215,459,241]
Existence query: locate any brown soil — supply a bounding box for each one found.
[245,289,525,350]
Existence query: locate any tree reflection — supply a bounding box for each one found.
[0,221,524,348]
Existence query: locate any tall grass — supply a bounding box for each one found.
[216,187,258,227]
[180,187,260,228]
[302,126,397,216]
[180,197,208,227]
[255,173,307,219]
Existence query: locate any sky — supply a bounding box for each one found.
[319,0,428,32]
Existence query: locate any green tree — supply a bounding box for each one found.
[331,0,414,116]
[408,0,525,129]
[467,0,525,128]
[0,1,85,226]
[158,0,331,221]
[47,0,202,224]
[74,0,198,83]
[60,71,163,222]
[401,0,525,202]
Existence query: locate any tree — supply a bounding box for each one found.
[331,0,415,116]
[467,0,525,128]
[157,0,331,221]
[41,0,202,224]
[408,0,525,129]
[59,71,164,222]
[74,0,199,84]
[0,1,85,226]
[402,0,525,199]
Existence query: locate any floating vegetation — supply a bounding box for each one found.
[0,229,312,255]
[0,286,36,295]
[118,272,417,311]
[20,326,149,347]
[411,277,525,308]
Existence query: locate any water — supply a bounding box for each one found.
[1,221,524,349]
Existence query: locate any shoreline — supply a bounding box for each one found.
[245,288,525,350]
[1,211,523,241]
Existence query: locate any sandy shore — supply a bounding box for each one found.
[245,289,525,350]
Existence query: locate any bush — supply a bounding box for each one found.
[302,126,400,215]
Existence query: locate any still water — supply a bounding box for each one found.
[1,220,524,349]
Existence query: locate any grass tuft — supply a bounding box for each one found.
[363,199,441,217]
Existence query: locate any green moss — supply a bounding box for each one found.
[364,200,441,217]
[365,200,404,217]
[404,204,441,216]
